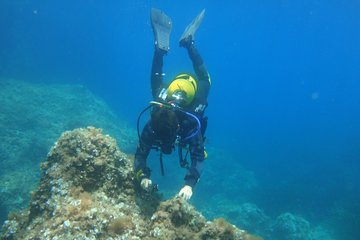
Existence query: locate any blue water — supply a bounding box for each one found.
[1,0,360,239]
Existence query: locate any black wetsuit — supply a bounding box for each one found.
[134,43,211,188]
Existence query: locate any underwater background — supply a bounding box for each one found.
[1,0,359,239]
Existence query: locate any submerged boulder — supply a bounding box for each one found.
[271,212,311,240]
[0,127,262,240]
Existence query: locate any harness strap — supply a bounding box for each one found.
[178,144,190,169]
[159,152,165,176]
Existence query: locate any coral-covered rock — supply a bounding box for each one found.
[0,127,261,240]
[271,212,311,240]
[231,203,271,236]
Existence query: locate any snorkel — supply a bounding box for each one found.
[137,101,202,143]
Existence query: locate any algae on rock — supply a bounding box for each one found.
[0,127,260,240]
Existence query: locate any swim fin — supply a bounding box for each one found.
[179,9,205,43]
[151,8,172,52]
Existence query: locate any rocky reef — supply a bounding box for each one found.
[0,127,261,240]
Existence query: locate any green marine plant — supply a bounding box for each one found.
[214,217,237,239]
[69,187,93,211]
[63,189,94,221]
[77,191,93,211]
[211,217,264,240]
[244,234,263,240]
[107,216,134,235]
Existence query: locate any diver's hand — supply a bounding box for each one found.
[140,178,153,191]
[178,185,193,200]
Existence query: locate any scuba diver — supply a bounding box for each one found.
[134,8,211,201]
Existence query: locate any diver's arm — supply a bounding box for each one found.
[151,48,167,98]
[184,132,205,188]
[134,122,154,180]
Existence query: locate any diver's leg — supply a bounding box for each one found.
[181,38,209,85]
[151,48,167,98]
